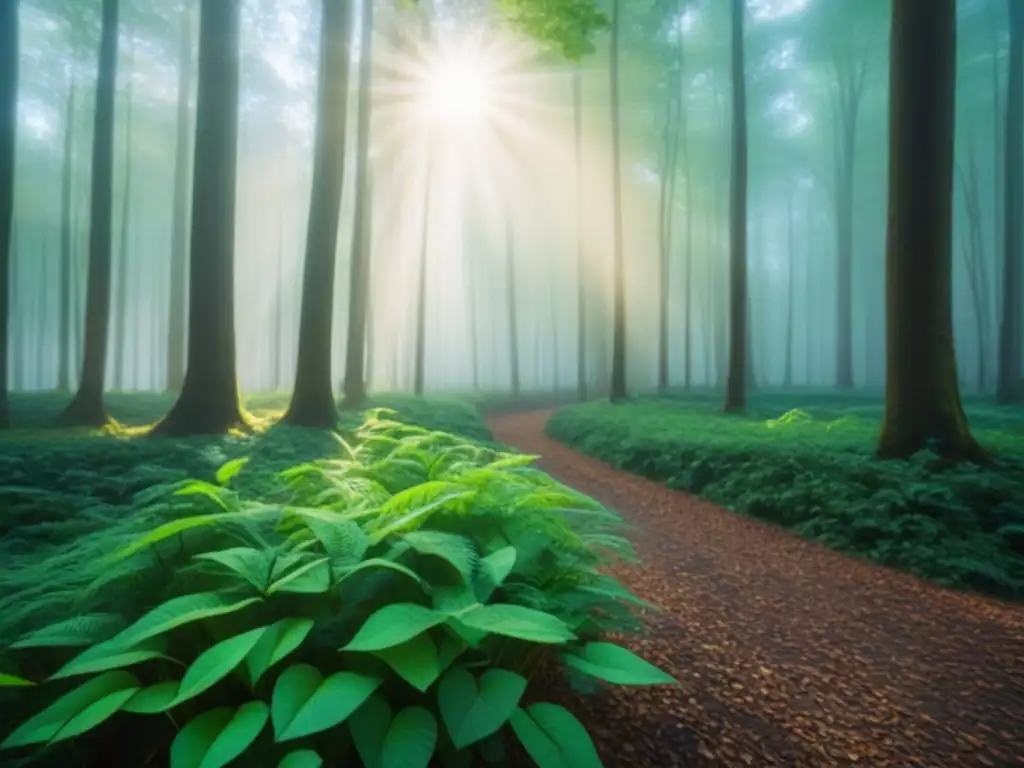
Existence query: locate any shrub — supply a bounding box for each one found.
[0,411,674,767]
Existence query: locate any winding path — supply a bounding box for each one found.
[489,410,1024,768]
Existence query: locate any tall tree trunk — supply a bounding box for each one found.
[113,33,134,390]
[957,136,992,392]
[151,0,245,436]
[996,0,1023,404]
[166,1,192,393]
[0,0,16,427]
[58,77,76,392]
[56,0,119,427]
[724,0,748,413]
[805,194,815,384]
[682,111,693,389]
[36,238,48,388]
[784,182,795,387]
[608,0,627,401]
[549,274,559,390]
[656,89,678,393]
[413,156,431,397]
[876,0,985,460]
[463,218,480,391]
[274,147,287,389]
[573,68,587,401]
[506,221,520,397]
[288,0,352,424]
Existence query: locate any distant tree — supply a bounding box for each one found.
[957,134,993,392]
[57,74,77,392]
[55,0,119,427]
[573,68,587,401]
[151,0,245,436]
[608,0,627,401]
[0,0,16,429]
[996,0,1023,404]
[876,0,985,460]
[113,32,135,391]
[413,159,431,397]
[723,0,748,413]
[506,222,521,397]
[287,0,353,424]
[784,181,795,388]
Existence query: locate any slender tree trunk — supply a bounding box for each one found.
[506,221,520,397]
[835,119,858,388]
[166,2,192,393]
[57,77,76,392]
[805,195,815,384]
[608,0,627,401]
[113,33,134,390]
[957,137,991,392]
[413,156,431,397]
[784,182,795,387]
[724,0,748,413]
[288,0,352,424]
[463,218,480,390]
[656,88,679,393]
[996,0,1023,404]
[56,0,119,427]
[876,0,985,461]
[682,111,693,389]
[573,68,587,401]
[274,147,287,389]
[36,238,48,388]
[151,0,245,436]
[549,274,559,390]
[0,0,16,427]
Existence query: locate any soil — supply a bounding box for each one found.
[489,410,1024,768]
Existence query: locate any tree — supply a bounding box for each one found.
[55,0,119,427]
[996,0,1023,404]
[113,32,134,391]
[608,0,627,401]
[957,134,993,391]
[0,0,17,429]
[573,68,587,401]
[723,0,748,413]
[875,0,985,461]
[287,0,353,424]
[784,181,795,388]
[57,75,76,392]
[413,157,432,397]
[506,221,521,397]
[151,0,245,436]
[166,1,193,393]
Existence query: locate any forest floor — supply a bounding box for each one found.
[490,409,1024,768]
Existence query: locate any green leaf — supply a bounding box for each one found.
[0,671,140,750]
[50,636,169,680]
[0,674,35,687]
[474,546,517,603]
[245,618,315,685]
[508,704,602,768]
[454,605,574,644]
[485,453,540,470]
[437,666,527,748]
[271,664,382,742]
[562,643,676,686]
[373,633,439,692]
[369,487,475,542]
[381,706,437,768]
[267,557,331,595]
[173,626,270,706]
[170,702,269,768]
[348,694,392,768]
[291,509,369,564]
[278,750,324,768]
[123,681,180,714]
[402,531,478,582]
[216,457,250,486]
[194,548,274,592]
[51,686,141,742]
[108,592,262,650]
[335,558,428,591]
[342,604,447,652]
[8,613,124,650]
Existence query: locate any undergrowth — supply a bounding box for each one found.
[546,394,1024,599]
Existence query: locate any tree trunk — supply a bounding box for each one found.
[506,221,520,397]
[36,238,48,388]
[464,221,480,391]
[0,0,16,427]
[56,0,119,427]
[724,0,748,413]
[996,0,1023,404]
[288,0,352,424]
[274,147,287,389]
[413,155,431,398]
[573,68,587,401]
[166,2,192,393]
[876,0,985,461]
[784,182,795,387]
[150,0,245,436]
[657,74,680,393]
[57,77,76,392]
[957,136,991,392]
[608,0,627,401]
[113,33,134,391]
[682,109,693,390]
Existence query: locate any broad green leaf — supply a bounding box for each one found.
[562,643,676,686]
[402,531,478,582]
[437,631,468,674]
[9,613,123,650]
[509,704,602,768]
[267,557,331,595]
[432,585,478,613]
[291,509,369,564]
[369,487,475,542]
[194,548,274,592]
[123,681,180,714]
[348,694,392,768]
[374,633,439,692]
[108,592,262,650]
[50,636,169,680]
[0,674,35,687]
[170,702,269,768]
[454,605,574,644]
[271,664,382,742]
[51,686,141,742]
[216,457,250,486]
[474,547,517,603]
[175,480,232,509]
[0,671,139,749]
[381,706,437,768]
[342,604,446,652]
[173,627,270,706]
[437,666,527,748]
[278,750,323,768]
[335,557,428,592]
[485,453,540,471]
[245,618,315,685]
[109,513,222,561]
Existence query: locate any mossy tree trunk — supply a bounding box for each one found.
[150,0,245,437]
[875,0,986,461]
[288,0,353,425]
[0,0,17,429]
[724,0,748,413]
[608,0,627,402]
[55,0,119,428]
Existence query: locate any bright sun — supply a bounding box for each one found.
[420,42,493,128]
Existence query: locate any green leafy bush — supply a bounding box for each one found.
[547,395,1024,599]
[0,411,673,767]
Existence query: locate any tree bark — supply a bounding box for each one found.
[573,68,587,401]
[150,0,246,436]
[957,136,992,392]
[876,0,985,461]
[57,76,76,392]
[724,0,748,413]
[288,0,353,424]
[55,0,119,427]
[608,0,627,401]
[113,33,134,391]
[0,0,16,427]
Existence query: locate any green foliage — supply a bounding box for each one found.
[547,394,1024,599]
[496,0,608,60]
[0,411,673,766]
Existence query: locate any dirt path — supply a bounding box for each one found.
[489,410,1024,768]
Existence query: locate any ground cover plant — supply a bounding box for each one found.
[546,391,1024,599]
[0,399,675,767]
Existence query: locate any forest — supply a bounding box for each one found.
[0,0,1022,766]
